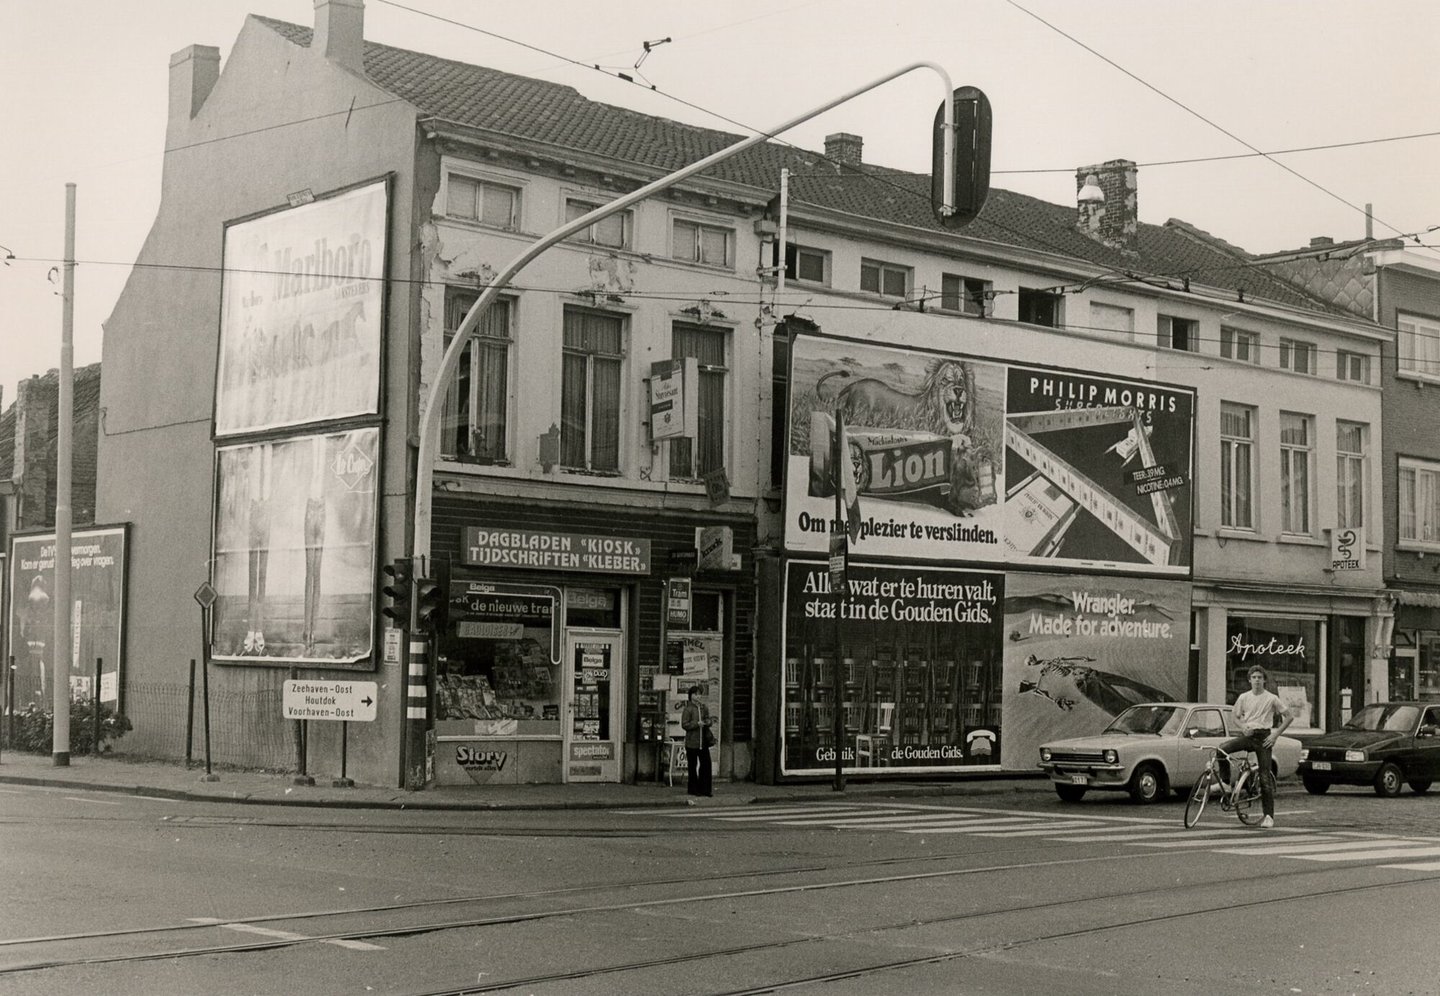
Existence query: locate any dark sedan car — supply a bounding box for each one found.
[1297,702,1440,796]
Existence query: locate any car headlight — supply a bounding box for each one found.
[1299,748,1309,762]
[1102,749,1118,764]
[1040,747,1052,762]
[1345,749,1366,762]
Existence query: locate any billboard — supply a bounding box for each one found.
[214,180,387,435]
[6,526,128,708]
[1000,571,1191,769]
[780,560,1005,776]
[211,428,378,666]
[783,330,1194,575]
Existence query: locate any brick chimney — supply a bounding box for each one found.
[314,0,366,73]
[1075,159,1138,253]
[167,44,220,139]
[825,133,863,169]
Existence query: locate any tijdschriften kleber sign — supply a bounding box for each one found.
[463,527,651,574]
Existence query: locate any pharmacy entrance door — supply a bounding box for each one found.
[564,630,624,782]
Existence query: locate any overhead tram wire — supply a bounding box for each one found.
[1002,0,1439,263]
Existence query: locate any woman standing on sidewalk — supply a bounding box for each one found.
[681,686,713,797]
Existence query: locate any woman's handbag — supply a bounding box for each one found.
[701,725,716,749]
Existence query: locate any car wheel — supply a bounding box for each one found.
[1055,783,1087,803]
[1301,775,1330,795]
[1374,762,1404,798]
[1128,762,1166,804]
[1408,779,1433,794]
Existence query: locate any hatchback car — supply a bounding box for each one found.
[1297,702,1440,796]
[1038,702,1302,804]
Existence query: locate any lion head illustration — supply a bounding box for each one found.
[816,359,974,435]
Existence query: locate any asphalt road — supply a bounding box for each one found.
[1,781,1436,995]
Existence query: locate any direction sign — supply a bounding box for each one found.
[283,680,378,722]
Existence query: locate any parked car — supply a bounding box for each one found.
[1038,702,1303,804]
[1297,702,1440,797]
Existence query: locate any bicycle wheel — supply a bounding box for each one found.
[1184,769,1214,828]
[1234,768,1265,826]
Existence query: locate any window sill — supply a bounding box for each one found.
[1396,369,1440,387]
[1212,528,1266,543]
[1396,541,1440,554]
[1276,533,1326,547]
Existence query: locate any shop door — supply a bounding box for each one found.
[564,630,624,783]
[1391,648,1417,701]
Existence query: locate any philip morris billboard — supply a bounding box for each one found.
[783,328,1194,576]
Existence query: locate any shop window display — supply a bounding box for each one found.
[1226,616,1321,731]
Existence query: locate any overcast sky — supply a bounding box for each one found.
[3,0,1438,411]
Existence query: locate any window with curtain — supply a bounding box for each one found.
[445,174,520,229]
[564,198,630,249]
[1280,412,1313,535]
[670,322,728,479]
[1398,313,1440,377]
[441,290,511,463]
[1399,458,1440,546]
[1336,421,1367,530]
[1220,402,1254,529]
[561,307,624,472]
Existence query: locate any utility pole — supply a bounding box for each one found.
[53,183,75,766]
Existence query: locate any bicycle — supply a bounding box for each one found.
[1183,744,1265,828]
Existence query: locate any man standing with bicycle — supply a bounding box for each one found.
[1221,664,1294,828]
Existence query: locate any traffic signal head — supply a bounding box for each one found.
[381,557,413,624]
[415,575,447,635]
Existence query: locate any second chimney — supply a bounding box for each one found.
[825,133,863,169]
[167,45,220,141]
[314,0,366,72]
[1075,159,1138,253]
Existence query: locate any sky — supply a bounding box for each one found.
[3,0,1439,413]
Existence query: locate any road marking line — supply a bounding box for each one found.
[1292,845,1440,862]
[806,814,1004,827]
[899,819,1062,835]
[1381,859,1440,870]
[188,917,384,951]
[971,822,1110,836]
[63,796,120,805]
[715,808,893,822]
[1215,838,1428,856]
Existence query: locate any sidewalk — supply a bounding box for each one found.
[0,749,1049,811]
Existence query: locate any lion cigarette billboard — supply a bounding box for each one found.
[783,329,1195,576]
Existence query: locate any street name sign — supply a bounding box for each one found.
[283,680,378,722]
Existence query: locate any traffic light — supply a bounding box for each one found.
[381,557,413,625]
[415,575,446,635]
[930,85,992,231]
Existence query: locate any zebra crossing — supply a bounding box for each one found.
[620,801,1440,872]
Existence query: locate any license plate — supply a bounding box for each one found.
[1069,774,1089,785]
[1312,761,1332,771]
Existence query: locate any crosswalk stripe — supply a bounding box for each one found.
[1215,838,1424,856]
[811,814,1004,827]
[1056,828,1251,843]
[1294,845,1440,862]
[717,808,893,822]
[1135,834,1267,848]
[899,819,1057,835]
[1381,859,1440,870]
[775,815,999,829]
[971,822,1110,836]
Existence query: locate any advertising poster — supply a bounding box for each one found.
[6,526,127,708]
[214,180,387,436]
[1004,366,1194,574]
[1000,572,1191,768]
[781,560,1005,776]
[784,335,1006,564]
[212,427,378,665]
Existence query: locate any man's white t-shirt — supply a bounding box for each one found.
[1233,689,1286,732]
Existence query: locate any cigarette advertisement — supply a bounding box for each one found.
[214,180,387,436]
[1000,572,1191,768]
[211,427,378,666]
[783,330,1195,576]
[780,560,1005,776]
